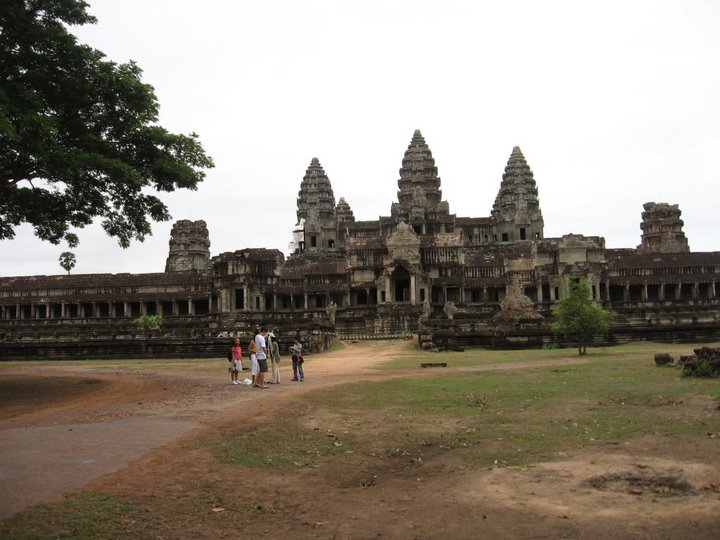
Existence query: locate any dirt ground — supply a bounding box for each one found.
[1,341,719,539]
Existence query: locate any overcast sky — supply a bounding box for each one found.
[2,0,719,277]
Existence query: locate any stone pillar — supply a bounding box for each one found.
[410,274,416,305]
[140,302,147,316]
[188,297,194,315]
[710,281,716,299]
[304,293,309,310]
[675,283,681,300]
[623,284,630,302]
[384,275,391,304]
[642,284,648,301]
[693,283,699,300]
[659,284,665,301]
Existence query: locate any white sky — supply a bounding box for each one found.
[2,0,719,277]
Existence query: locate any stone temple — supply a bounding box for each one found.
[2,130,719,358]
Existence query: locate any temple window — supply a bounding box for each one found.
[502,233,509,242]
[235,288,244,310]
[520,228,526,240]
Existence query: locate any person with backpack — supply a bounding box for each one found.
[290,336,304,381]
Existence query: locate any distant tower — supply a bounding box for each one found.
[491,146,544,243]
[295,158,339,252]
[637,202,690,253]
[165,220,210,272]
[335,197,355,224]
[390,129,452,235]
[334,197,355,250]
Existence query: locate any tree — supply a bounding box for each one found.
[134,314,162,335]
[552,278,613,355]
[58,250,75,274]
[0,0,214,248]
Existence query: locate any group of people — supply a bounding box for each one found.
[227,329,305,387]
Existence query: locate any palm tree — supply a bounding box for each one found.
[59,251,76,275]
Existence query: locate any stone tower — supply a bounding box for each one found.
[637,202,690,253]
[335,197,355,224]
[491,146,544,243]
[390,130,452,235]
[334,197,355,251]
[296,157,339,252]
[165,220,210,272]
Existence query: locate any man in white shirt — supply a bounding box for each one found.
[253,327,270,389]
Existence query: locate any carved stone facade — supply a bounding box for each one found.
[2,130,719,358]
[637,202,690,254]
[165,219,211,272]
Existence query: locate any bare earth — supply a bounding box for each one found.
[1,341,719,539]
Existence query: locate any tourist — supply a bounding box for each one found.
[268,331,281,384]
[228,338,243,384]
[248,329,259,386]
[290,336,304,381]
[254,327,270,388]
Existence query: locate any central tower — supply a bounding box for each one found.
[389,130,453,235]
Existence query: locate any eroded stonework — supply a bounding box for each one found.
[2,130,719,358]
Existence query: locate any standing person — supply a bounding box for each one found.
[228,338,243,385]
[268,331,281,384]
[254,327,270,388]
[290,336,304,382]
[248,329,259,386]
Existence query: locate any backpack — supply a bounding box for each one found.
[249,339,256,354]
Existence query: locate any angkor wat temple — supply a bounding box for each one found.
[2,130,719,358]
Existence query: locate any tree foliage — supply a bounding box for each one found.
[552,278,613,355]
[134,314,162,334]
[58,250,75,274]
[0,0,214,247]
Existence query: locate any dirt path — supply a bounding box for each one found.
[2,341,719,538]
[0,340,412,518]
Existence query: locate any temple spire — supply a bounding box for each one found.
[491,146,544,242]
[296,157,336,224]
[390,129,450,227]
[295,158,340,253]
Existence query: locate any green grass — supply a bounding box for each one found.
[377,340,706,370]
[3,342,719,538]
[211,343,720,469]
[0,492,148,540]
